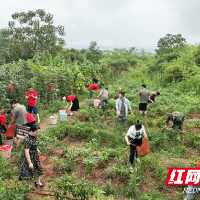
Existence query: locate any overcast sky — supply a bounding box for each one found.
[0,0,200,48]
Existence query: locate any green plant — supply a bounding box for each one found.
[49,173,104,200]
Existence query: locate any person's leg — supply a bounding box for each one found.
[135,138,142,160]
[28,106,32,114]
[0,134,2,145]
[33,106,40,124]
[180,121,184,131]
[90,90,93,99]
[129,144,136,165]
[117,116,123,125]
[16,138,22,149]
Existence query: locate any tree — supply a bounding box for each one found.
[86,41,103,63]
[156,34,186,62]
[0,9,65,62]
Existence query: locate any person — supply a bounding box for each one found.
[19,124,44,189]
[48,81,57,102]
[116,87,123,92]
[139,84,150,116]
[64,95,80,115]
[5,109,15,139]
[10,100,27,147]
[92,77,100,85]
[166,111,185,132]
[184,162,200,200]
[148,92,160,104]
[88,84,99,99]
[97,87,109,110]
[0,110,7,145]
[125,120,148,171]
[7,82,14,99]
[116,92,134,125]
[26,86,40,124]
[27,112,36,127]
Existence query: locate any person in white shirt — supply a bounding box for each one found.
[125,120,148,169]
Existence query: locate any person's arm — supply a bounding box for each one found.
[10,116,16,125]
[125,134,131,146]
[31,93,37,99]
[148,96,154,103]
[97,90,103,98]
[125,126,133,145]
[25,149,34,169]
[166,116,170,125]
[69,101,73,110]
[116,99,121,116]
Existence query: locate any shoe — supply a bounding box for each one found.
[70,112,73,116]
[130,166,134,173]
[136,158,140,163]
[35,181,45,188]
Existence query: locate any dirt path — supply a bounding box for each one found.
[29,100,86,200]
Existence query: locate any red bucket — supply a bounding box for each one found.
[0,144,12,158]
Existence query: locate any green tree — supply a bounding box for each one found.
[0,9,65,62]
[156,33,186,62]
[86,41,103,63]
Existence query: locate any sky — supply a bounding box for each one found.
[0,0,200,49]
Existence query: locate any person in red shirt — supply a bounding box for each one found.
[0,110,7,145]
[8,83,13,92]
[88,84,99,98]
[26,112,36,127]
[63,95,80,116]
[26,86,40,124]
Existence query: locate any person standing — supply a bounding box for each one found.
[97,87,109,110]
[148,92,160,104]
[48,81,57,102]
[7,82,14,99]
[10,100,27,147]
[19,124,44,189]
[125,120,148,171]
[26,86,40,124]
[88,84,99,99]
[139,84,150,116]
[166,112,185,132]
[116,92,134,125]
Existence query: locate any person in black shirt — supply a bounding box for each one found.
[148,92,160,104]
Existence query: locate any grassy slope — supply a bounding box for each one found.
[1,68,200,200]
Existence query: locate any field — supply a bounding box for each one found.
[0,27,200,199]
[1,62,200,200]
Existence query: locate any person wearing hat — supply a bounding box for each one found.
[184,162,200,200]
[19,124,44,189]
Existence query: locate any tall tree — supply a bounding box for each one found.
[156,34,186,62]
[0,9,65,62]
[86,41,103,63]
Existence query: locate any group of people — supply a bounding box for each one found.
[0,86,44,189]
[0,78,191,196]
